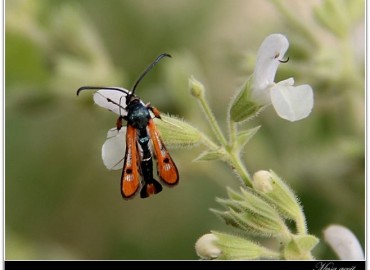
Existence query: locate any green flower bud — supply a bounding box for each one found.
[211,231,280,260]
[252,170,302,221]
[154,114,203,148]
[235,126,261,150]
[229,77,262,122]
[212,187,289,238]
[189,76,205,98]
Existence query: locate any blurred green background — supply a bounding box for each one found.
[5,0,364,260]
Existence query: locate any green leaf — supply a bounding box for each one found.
[293,234,320,251]
[210,209,240,228]
[236,126,261,149]
[215,197,243,211]
[226,187,245,201]
[283,234,319,260]
[193,149,224,161]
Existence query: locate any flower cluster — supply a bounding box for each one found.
[195,170,319,260]
[188,33,363,260]
[195,172,364,260]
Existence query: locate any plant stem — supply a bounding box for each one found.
[277,223,293,245]
[228,152,253,187]
[228,120,238,148]
[198,95,228,147]
[227,120,254,186]
[197,95,253,186]
[200,133,219,150]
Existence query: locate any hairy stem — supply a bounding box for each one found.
[197,95,228,147]
[228,151,253,187]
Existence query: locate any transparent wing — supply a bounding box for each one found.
[102,127,126,170]
[93,88,130,116]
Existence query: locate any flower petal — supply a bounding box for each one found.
[93,88,130,116]
[277,77,294,87]
[102,127,126,170]
[324,224,364,260]
[270,83,313,121]
[252,34,289,104]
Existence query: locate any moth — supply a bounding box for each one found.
[77,53,179,199]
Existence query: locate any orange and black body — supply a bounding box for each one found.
[123,98,164,198]
[118,97,178,199]
[77,53,179,199]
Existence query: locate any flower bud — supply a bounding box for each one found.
[229,77,262,122]
[154,114,202,148]
[252,170,274,193]
[211,231,279,260]
[195,233,221,259]
[189,76,205,98]
[252,170,301,221]
[212,187,287,238]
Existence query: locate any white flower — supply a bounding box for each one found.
[323,224,364,260]
[251,34,314,122]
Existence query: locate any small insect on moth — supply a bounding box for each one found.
[77,53,179,199]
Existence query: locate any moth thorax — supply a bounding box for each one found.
[127,102,151,130]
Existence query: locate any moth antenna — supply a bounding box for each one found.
[119,96,124,117]
[130,53,171,96]
[76,86,129,96]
